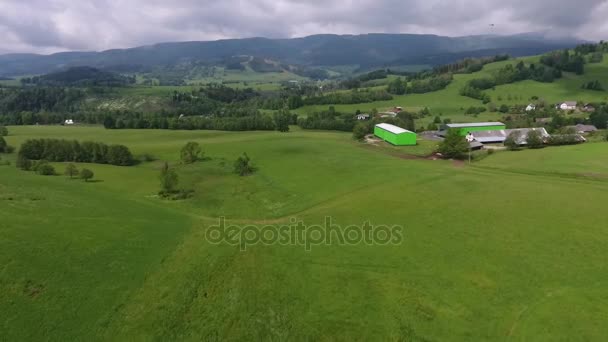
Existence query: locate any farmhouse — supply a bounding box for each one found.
[526,104,536,111]
[374,123,416,146]
[441,122,506,136]
[558,101,577,110]
[356,113,370,120]
[64,119,74,125]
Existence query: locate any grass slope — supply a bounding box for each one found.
[2,126,608,340]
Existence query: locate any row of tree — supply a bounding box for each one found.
[18,139,134,166]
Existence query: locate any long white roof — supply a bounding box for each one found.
[375,123,414,134]
[446,122,505,128]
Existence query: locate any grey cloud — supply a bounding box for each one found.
[0,0,606,54]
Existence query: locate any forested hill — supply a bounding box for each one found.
[0,33,583,76]
[20,67,136,87]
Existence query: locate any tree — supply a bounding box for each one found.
[180,142,202,164]
[0,136,6,153]
[526,130,544,149]
[106,145,134,166]
[437,129,469,159]
[80,168,94,182]
[103,116,116,129]
[234,153,254,176]
[16,152,32,170]
[0,125,7,136]
[273,108,291,132]
[353,122,369,140]
[159,162,178,193]
[64,163,79,178]
[504,131,521,150]
[387,77,406,95]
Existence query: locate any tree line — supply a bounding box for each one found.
[18,139,134,166]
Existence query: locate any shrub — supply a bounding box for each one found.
[36,163,56,176]
[0,125,7,136]
[159,162,178,193]
[234,153,255,176]
[180,142,202,164]
[352,122,370,140]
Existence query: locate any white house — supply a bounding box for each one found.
[64,119,74,125]
[525,104,536,111]
[356,114,370,120]
[559,101,577,110]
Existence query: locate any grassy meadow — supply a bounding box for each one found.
[2,125,608,340]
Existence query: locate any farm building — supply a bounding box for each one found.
[374,123,416,146]
[469,128,550,145]
[569,124,598,133]
[441,122,506,136]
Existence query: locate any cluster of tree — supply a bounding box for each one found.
[298,108,357,132]
[180,142,202,164]
[386,74,453,95]
[433,55,509,74]
[465,106,488,115]
[460,62,563,102]
[158,162,192,199]
[18,139,134,166]
[301,90,393,106]
[581,80,604,91]
[573,42,608,55]
[20,67,136,87]
[106,113,277,131]
[64,163,95,181]
[340,69,414,89]
[0,87,85,114]
[589,106,608,129]
[540,49,585,75]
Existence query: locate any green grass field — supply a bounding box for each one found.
[2,125,608,340]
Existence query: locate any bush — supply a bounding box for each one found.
[0,125,7,136]
[353,122,370,140]
[36,162,56,176]
[159,162,178,193]
[180,142,202,164]
[234,153,255,176]
[80,168,94,182]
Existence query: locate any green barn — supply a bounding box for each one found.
[444,122,506,136]
[374,123,417,146]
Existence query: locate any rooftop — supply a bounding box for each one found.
[375,123,414,135]
[446,122,505,128]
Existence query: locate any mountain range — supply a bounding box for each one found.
[0,33,585,76]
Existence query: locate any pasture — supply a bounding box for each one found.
[2,126,608,340]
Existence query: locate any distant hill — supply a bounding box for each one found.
[21,66,135,87]
[0,33,585,76]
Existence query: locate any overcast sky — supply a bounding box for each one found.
[1,0,607,54]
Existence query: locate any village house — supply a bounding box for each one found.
[525,104,536,111]
[558,101,577,111]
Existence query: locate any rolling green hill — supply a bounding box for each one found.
[2,126,608,340]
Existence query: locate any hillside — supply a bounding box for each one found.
[0,33,583,76]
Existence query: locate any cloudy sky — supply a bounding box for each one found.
[1,0,607,54]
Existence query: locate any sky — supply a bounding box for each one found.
[0,0,607,54]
